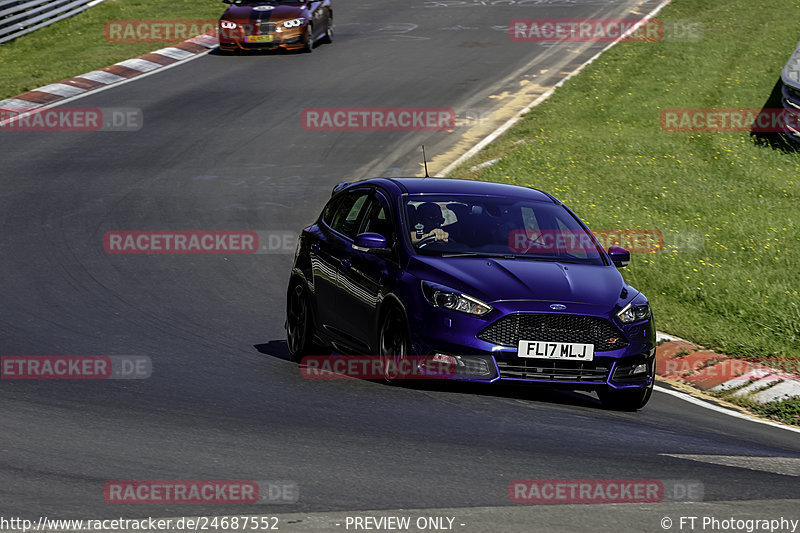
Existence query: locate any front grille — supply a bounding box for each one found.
[477,313,628,352]
[258,22,277,34]
[496,359,610,382]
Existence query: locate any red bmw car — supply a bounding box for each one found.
[218,0,333,53]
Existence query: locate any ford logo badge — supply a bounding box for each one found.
[550,304,567,310]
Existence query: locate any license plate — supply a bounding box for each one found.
[245,35,273,42]
[517,340,594,361]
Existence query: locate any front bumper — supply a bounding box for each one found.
[424,350,655,391]
[408,305,655,390]
[218,27,305,51]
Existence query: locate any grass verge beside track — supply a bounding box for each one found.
[449,0,800,360]
[0,0,221,99]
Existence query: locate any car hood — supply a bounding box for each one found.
[411,255,626,307]
[222,4,303,21]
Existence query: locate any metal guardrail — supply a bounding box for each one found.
[0,0,107,44]
[780,39,800,141]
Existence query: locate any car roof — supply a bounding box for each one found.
[337,177,558,203]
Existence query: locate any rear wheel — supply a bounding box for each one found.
[597,380,653,411]
[286,280,317,361]
[378,306,410,382]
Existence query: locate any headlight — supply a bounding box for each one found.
[220,20,238,29]
[421,281,492,317]
[281,18,304,29]
[616,302,650,324]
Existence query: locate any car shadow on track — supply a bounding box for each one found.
[252,340,603,410]
[254,340,293,360]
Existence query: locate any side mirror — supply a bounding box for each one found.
[353,232,390,254]
[608,246,630,268]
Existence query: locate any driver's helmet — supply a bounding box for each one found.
[416,202,444,233]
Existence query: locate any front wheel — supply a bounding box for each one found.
[597,381,653,411]
[302,24,314,53]
[378,306,410,383]
[286,280,316,361]
[322,16,333,44]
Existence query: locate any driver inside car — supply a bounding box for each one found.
[410,202,449,244]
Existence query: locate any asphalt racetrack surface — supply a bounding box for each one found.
[1,0,799,531]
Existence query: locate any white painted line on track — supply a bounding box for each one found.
[661,454,800,477]
[654,385,800,434]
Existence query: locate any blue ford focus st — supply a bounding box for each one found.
[286,178,656,410]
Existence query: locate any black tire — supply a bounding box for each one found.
[597,380,653,411]
[378,306,410,383]
[322,16,333,44]
[286,280,317,362]
[302,24,314,53]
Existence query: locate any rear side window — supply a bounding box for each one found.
[326,191,371,239]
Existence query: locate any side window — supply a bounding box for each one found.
[328,191,371,239]
[361,195,395,245]
[321,195,341,227]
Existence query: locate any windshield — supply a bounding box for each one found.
[404,195,606,265]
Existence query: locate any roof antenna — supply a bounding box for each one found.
[421,145,430,178]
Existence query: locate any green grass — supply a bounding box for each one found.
[450,0,800,359]
[0,0,223,99]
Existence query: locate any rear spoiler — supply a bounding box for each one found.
[331,182,350,196]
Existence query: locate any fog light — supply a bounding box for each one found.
[632,363,648,375]
[431,354,490,376]
[431,354,457,366]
